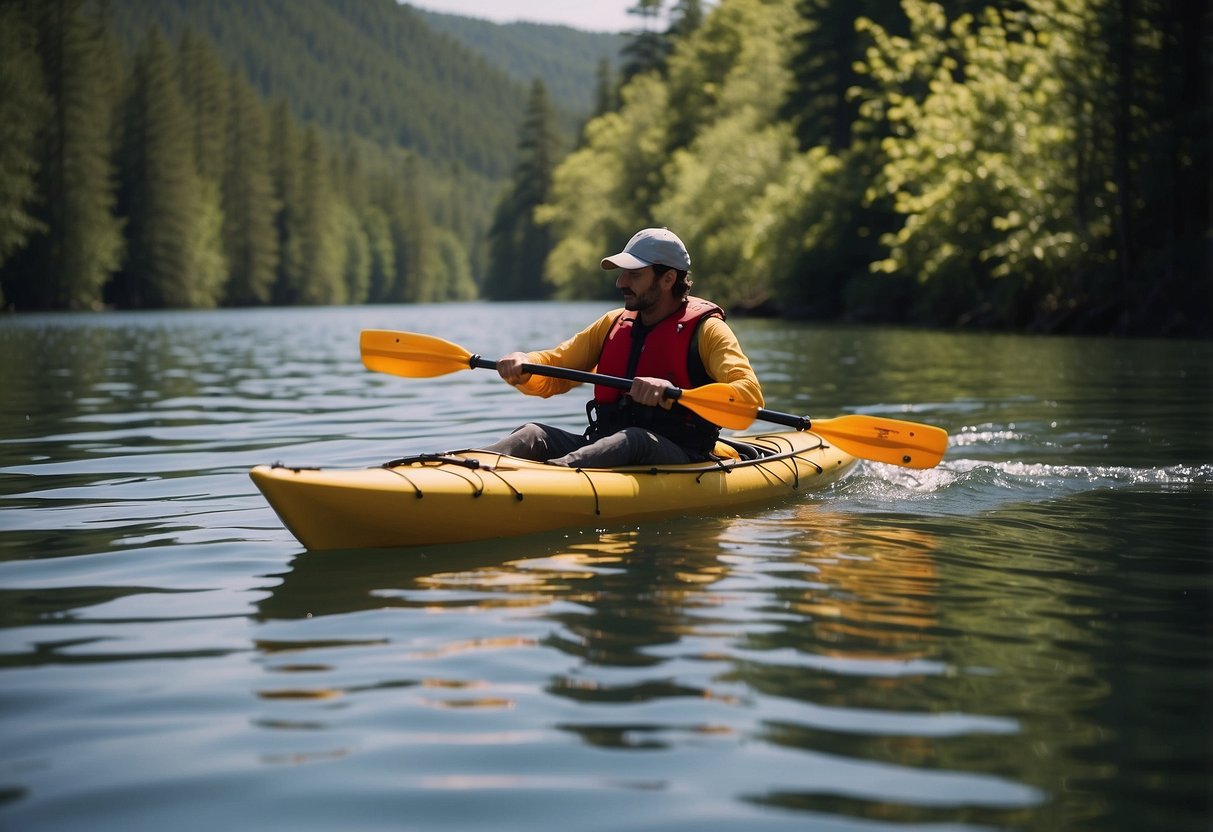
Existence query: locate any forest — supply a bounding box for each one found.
[1,0,1209,336]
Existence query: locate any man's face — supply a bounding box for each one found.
[617,266,667,312]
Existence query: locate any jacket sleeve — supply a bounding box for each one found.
[697,316,764,407]
[508,310,620,398]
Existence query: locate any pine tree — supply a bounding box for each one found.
[115,27,224,307]
[178,29,228,182]
[622,0,670,81]
[3,0,123,310]
[222,71,279,305]
[270,100,306,304]
[362,205,396,303]
[0,5,49,277]
[593,58,618,117]
[780,0,890,152]
[294,126,344,304]
[484,80,561,300]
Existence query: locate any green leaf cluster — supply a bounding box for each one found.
[539,0,1211,335]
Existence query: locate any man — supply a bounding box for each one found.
[482,227,763,468]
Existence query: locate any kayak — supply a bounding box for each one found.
[251,430,857,550]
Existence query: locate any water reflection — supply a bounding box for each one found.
[3,308,1209,831]
[251,514,1044,824]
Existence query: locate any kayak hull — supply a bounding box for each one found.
[251,431,856,550]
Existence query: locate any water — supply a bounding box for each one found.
[1,303,1210,832]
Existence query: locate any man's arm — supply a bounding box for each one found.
[697,317,764,407]
[499,311,620,398]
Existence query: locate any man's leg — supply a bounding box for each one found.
[552,427,693,468]
[480,423,588,461]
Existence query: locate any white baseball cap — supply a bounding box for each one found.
[601,228,691,271]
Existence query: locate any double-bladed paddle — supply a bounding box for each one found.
[360,329,948,469]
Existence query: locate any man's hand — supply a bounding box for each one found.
[496,352,533,385]
[630,376,674,409]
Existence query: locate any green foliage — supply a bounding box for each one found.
[538,73,673,299]
[1,0,1205,334]
[292,127,345,305]
[2,0,125,311]
[538,0,1209,334]
[415,10,626,123]
[106,0,536,180]
[541,0,803,305]
[0,4,49,277]
[222,71,279,306]
[115,28,224,307]
[484,81,562,300]
[656,0,804,308]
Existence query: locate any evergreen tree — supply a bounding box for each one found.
[3,0,123,310]
[485,80,561,300]
[114,27,225,307]
[222,71,279,305]
[668,0,706,41]
[269,100,306,304]
[0,4,49,278]
[621,0,669,80]
[177,28,228,182]
[293,126,344,304]
[362,205,396,303]
[383,156,435,302]
[780,0,889,152]
[593,57,618,117]
[336,201,371,304]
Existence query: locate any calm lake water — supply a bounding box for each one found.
[1,303,1210,832]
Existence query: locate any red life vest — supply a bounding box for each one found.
[593,297,725,404]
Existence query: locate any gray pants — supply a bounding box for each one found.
[481,423,695,468]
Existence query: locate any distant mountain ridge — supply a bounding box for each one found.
[106,0,624,180]
[412,7,625,118]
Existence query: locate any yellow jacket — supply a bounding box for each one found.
[511,308,764,407]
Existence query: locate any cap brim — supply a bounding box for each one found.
[601,252,650,270]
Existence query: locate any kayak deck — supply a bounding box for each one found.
[251,431,856,550]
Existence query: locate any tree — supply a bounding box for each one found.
[538,73,673,299]
[656,0,805,308]
[114,28,225,307]
[222,71,278,305]
[621,0,668,81]
[0,4,49,278]
[3,0,124,310]
[177,29,228,182]
[780,0,890,152]
[484,80,561,300]
[292,126,344,304]
[269,100,306,304]
[362,205,396,302]
[592,57,618,118]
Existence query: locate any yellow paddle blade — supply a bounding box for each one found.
[360,330,474,378]
[677,383,760,431]
[810,415,948,469]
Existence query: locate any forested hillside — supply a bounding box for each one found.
[523,0,1210,335]
[0,0,617,312]
[1,0,1208,335]
[414,8,626,120]
[103,0,619,178]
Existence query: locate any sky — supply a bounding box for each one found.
[402,1,640,32]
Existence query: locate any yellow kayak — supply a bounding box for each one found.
[251,431,857,550]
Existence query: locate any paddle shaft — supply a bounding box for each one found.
[470,354,627,389]
[473,354,690,401]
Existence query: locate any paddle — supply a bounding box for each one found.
[361,329,948,469]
